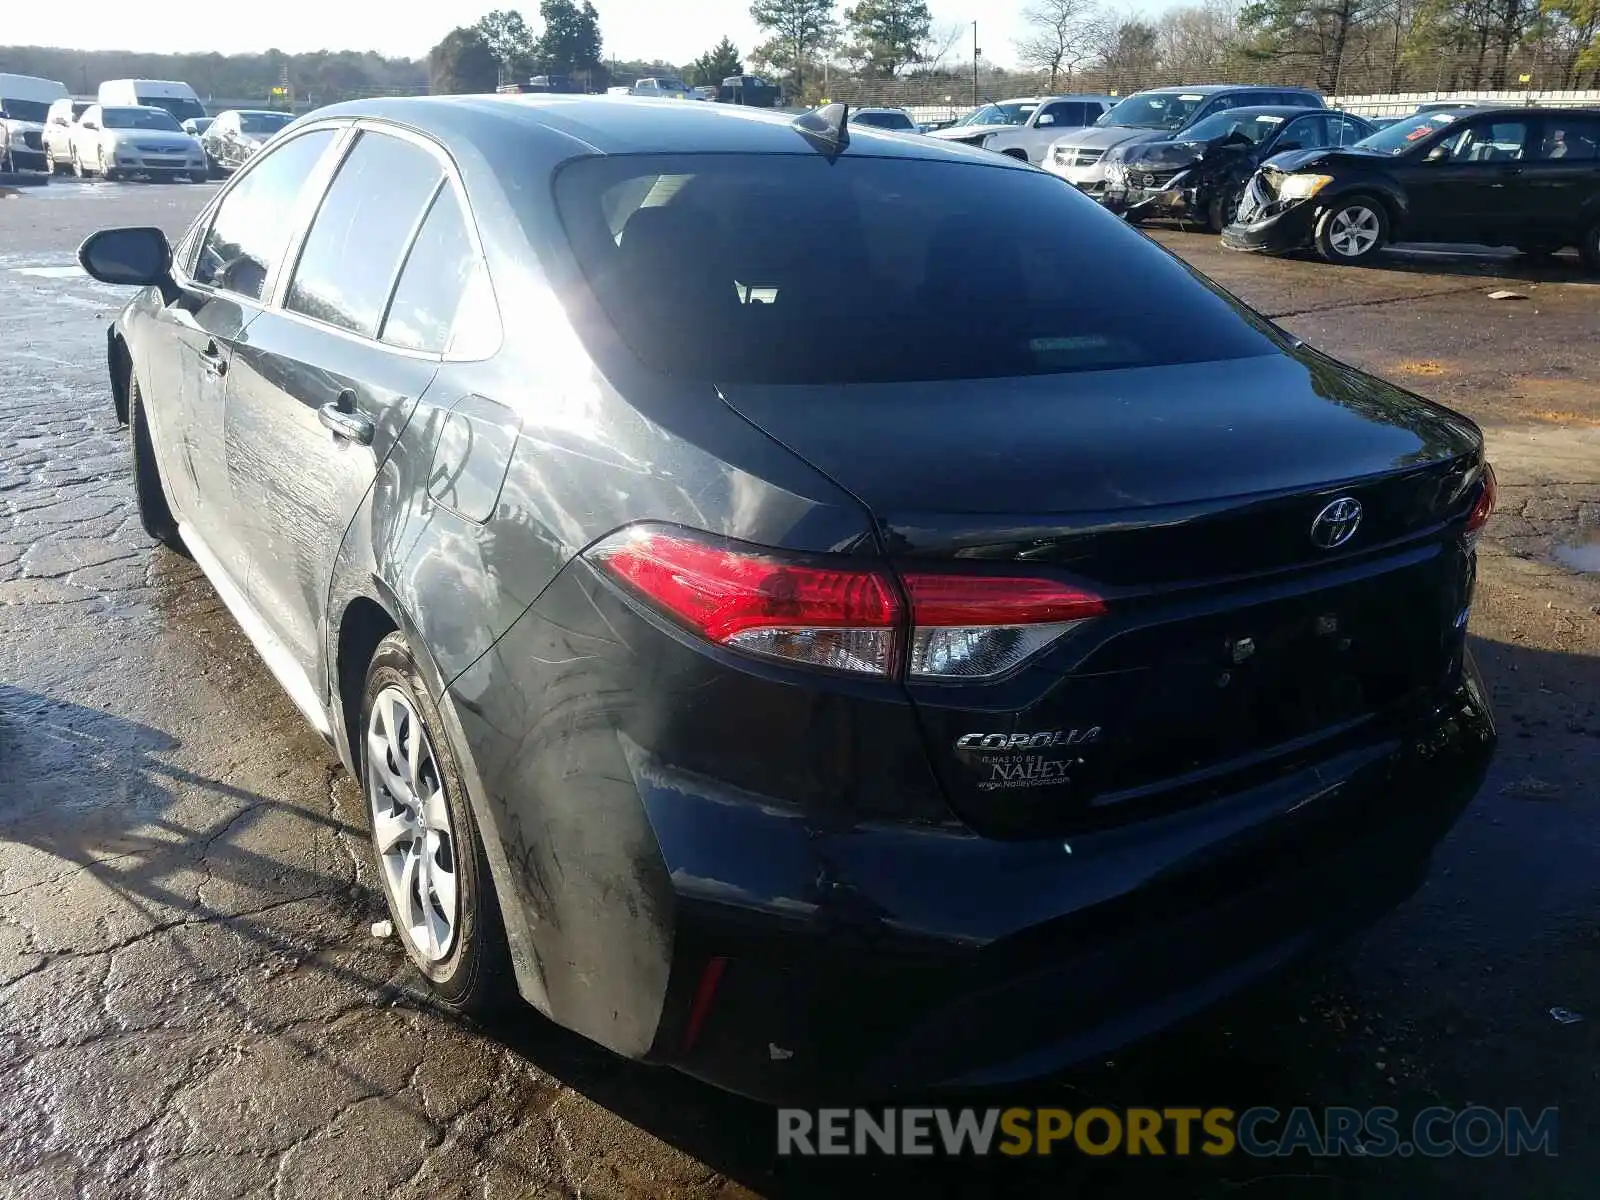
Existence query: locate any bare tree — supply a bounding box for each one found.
[1015,0,1104,88]
[918,20,968,71]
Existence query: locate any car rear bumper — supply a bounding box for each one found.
[654,659,1492,1101]
[450,551,1493,1103]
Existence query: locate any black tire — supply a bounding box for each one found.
[189,170,209,184]
[128,375,187,553]
[1580,222,1600,274]
[1206,185,1241,235]
[1313,194,1389,265]
[361,633,512,1012]
[72,150,87,178]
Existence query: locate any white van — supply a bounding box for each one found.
[0,73,70,173]
[96,79,207,124]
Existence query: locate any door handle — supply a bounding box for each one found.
[200,338,227,377]
[318,392,375,446]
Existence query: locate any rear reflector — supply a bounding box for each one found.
[901,574,1106,681]
[586,523,1105,681]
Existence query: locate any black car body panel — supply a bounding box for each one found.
[94,95,1497,1100]
[1224,106,1600,257]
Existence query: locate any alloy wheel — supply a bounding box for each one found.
[1328,205,1381,257]
[365,685,458,962]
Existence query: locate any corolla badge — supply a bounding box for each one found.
[956,728,1101,751]
[1310,497,1363,549]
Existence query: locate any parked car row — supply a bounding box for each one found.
[3,70,295,183]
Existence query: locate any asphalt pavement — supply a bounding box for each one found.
[1,181,1597,1200]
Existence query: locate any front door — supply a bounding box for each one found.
[225,126,477,679]
[145,125,342,580]
[1399,116,1533,242]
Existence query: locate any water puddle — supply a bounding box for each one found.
[11,265,85,279]
[1553,539,1600,573]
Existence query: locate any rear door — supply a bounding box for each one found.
[224,124,481,677]
[1522,114,1600,245]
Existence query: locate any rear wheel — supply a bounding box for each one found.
[128,375,186,553]
[1314,195,1388,265]
[361,633,511,1012]
[1580,222,1600,274]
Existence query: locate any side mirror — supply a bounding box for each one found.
[77,227,173,287]
[1036,113,1055,126]
[1424,143,1450,163]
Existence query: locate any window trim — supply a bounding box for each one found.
[173,119,354,307]
[269,117,501,363]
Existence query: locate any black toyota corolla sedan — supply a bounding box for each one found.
[80,96,1496,1102]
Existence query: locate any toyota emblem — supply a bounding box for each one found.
[1310,497,1363,549]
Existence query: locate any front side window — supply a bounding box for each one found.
[285,130,444,337]
[381,185,478,354]
[552,153,1277,385]
[1442,120,1529,163]
[193,129,337,301]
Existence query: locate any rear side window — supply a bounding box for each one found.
[194,129,336,300]
[286,130,444,337]
[1537,117,1600,161]
[552,153,1277,385]
[381,185,477,354]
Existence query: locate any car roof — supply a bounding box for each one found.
[851,106,909,114]
[304,94,1033,165]
[1201,105,1335,118]
[224,109,291,117]
[1136,84,1319,96]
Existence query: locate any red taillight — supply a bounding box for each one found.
[586,523,1106,681]
[586,525,903,675]
[1465,462,1496,541]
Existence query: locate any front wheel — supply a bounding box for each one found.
[361,633,511,1012]
[99,149,120,182]
[128,375,186,553]
[1314,195,1389,265]
[1206,185,1242,234]
[189,170,209,184]
[72,149,87,178]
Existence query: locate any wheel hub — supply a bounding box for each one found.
[365,686,458,962]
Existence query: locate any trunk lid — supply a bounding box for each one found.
[719,350,1484,837]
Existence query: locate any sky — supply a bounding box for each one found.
[2,0,1041,71]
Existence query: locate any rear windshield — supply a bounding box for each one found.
[1,98,52,123]
[552,153,1277,384]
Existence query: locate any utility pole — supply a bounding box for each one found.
[971,22,979,108]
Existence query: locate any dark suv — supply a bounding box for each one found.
[1224,106,1600,267]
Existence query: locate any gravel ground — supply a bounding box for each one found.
[1,181,1597,1200]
